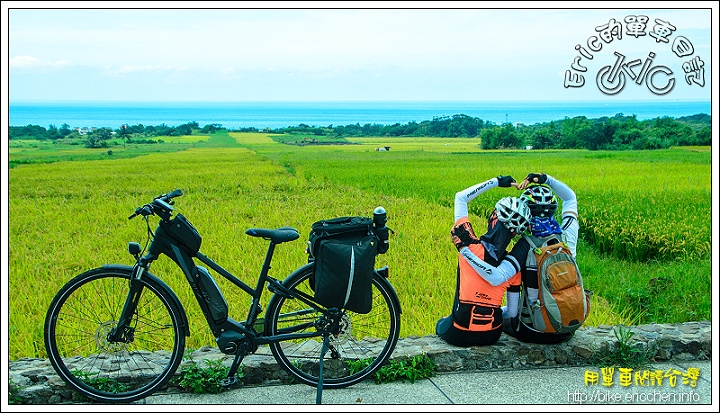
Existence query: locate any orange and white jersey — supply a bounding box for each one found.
[451,217,521,332]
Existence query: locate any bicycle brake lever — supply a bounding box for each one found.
[129,206,146,220]
[129,205,155,220]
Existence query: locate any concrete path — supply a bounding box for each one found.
[135,359,714,408]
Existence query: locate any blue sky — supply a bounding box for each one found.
[3,3,716,103]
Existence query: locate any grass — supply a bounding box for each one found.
[590,325,654,370]
[172,358,232,394]
[374,354,437,384]
[8,379,25,404]
[7,131,237,168]
[347,354,437,384]
[6,132,711,360]
[233,133,710,326]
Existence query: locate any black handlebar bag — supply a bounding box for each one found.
[308,217,378,314]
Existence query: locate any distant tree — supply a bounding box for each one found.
[612,128,643,148]
[9,125,48,140]
[632,136,667,150]
[85,128,112,148]
[479,127,495,149]
[558,116,589,148]
[175,123,193,135]
[692,127,711,146]
[47,125,63,140]
[651,116,693,146]
[59,123,72,137]
[126,124,145,134]
[201,123,224,133]
[528,127,555,149]
[480,123,523,149]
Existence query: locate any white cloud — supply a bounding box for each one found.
[9,55,68,68]
[108,65,182,76]
[7,9,603,72]
[6,6,714,102]
[9,56,39,68]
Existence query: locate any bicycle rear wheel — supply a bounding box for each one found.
[44,266,186,403]
[265,265,401,388]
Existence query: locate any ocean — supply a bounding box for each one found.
[8,100,711,130]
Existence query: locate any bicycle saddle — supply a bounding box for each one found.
[245,227,300,243]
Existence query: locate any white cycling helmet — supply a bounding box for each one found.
[521,185,558,218]
[495,196,531,233]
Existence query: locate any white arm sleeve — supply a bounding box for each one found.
[545,175,577,217]
[504,291,520,318]
[545,175,580,256]
[454,178,498,222]
[458,247,521,286]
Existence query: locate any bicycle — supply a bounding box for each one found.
[44,189,401,404]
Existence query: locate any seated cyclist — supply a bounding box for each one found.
[449,173,581,344]
[436,175,531,347]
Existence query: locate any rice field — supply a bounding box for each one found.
[7,132,711,360]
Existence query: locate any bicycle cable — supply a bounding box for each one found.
[140,214,154,256]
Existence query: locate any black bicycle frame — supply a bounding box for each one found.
[110,219,331,350]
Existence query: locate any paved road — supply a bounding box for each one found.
[136,360,714,408]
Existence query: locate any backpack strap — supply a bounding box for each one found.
[523,234,539,251]
[523,233,567,254]
[519,285,533,324]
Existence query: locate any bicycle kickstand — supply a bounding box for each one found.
[221,352,246,388]
[316,333,331,405]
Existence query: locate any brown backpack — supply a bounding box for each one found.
[521,235,591,334]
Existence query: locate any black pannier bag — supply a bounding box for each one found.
[307,216,379,314]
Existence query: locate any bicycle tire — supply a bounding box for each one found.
[265,264,401,388]
[44,266,186,403]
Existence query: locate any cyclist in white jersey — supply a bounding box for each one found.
[455,173,580,344]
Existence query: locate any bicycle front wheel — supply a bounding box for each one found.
[265,265,401,388]
[44,266,186,403]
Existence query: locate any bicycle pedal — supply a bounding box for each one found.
[221,375,238,387]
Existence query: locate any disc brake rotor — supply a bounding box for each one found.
[330,313,352,344]
[95,320,130,353]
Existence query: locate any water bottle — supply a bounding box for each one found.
[373,207,390,254]
[373,206,387,228]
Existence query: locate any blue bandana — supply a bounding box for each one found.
[530,217,562,238]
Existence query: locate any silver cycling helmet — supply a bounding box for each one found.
[521,185,558,218]
[494,196,531,233]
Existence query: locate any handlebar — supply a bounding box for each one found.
[128,192,391,250]
[129,189,183,220]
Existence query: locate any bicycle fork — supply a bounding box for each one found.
[107,261,147,344]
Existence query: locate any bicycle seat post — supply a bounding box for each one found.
[256,241,277,288]
[243,240,279,329]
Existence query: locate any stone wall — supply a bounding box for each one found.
[8,321,711,404]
